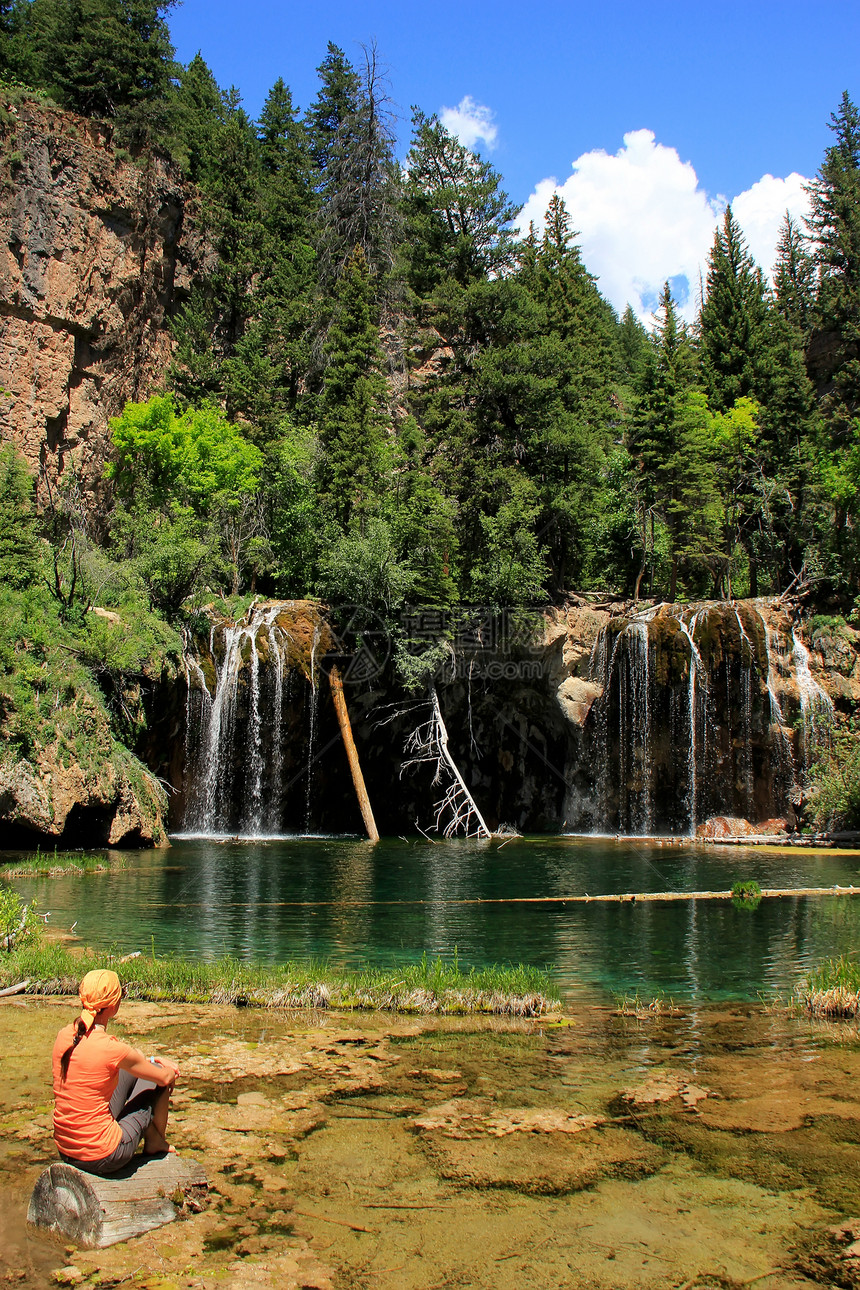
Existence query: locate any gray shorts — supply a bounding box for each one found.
[60,1068,158,1176]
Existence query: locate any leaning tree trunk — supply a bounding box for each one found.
[328,664,380,842]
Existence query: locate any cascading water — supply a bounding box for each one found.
[755,612,797,809]
[676,611,709,832]
[732,608,755,818]
[589,606,659,834]
[181,601,320,837]
[792,627,835,768]
[304,621,321,832]
[576,601,833,836]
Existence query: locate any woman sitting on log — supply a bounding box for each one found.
[52,969,180,1175]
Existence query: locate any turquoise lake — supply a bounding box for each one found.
[3,835,859,1002]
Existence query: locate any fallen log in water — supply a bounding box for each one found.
[461,886,860,905]
[28,1154,208,1248]
[0,979,30,996]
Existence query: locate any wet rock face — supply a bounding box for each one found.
[173,597,858,839]
[0,736,168,847]
[0,101,202,505]
[178,601,572,836]
[554,599,851,835]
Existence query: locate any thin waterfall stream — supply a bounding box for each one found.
[181,601,328,838]
[572,600,835,836]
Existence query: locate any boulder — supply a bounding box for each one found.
[556,676,603,728]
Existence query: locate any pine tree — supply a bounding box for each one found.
[629,282,701,598]
[699,206,770,412]
[169,52,226,184]
[403,109,519,290]
[312,42,400,285]
[760,283,820,593]
[391,418,458,606]
[617,304,650,393]
[21,0,177,143]
[807,91,860,439]
[663,389,723,594]
[170,89,264,413]
[0,444,39,588]
[0,0,36,83]
[773,212,816,338]
[305,42,360,179]
[524,195,615,590]
[317,246,390,528]
[220,77,317,432]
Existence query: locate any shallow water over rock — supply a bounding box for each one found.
[2,999,860,1289]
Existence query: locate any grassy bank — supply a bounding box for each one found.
[0,850,123,877]
[0,943,559,1016]
[797,955,860,1018]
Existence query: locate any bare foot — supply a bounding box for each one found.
[142,1123,170,1155]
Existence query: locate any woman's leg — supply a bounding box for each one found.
[142,1078,174,1155]
[108,1068,137,1119]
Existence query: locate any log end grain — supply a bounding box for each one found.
[28,1155,209,1248]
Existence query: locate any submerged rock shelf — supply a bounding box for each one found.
[5,999,860,1290]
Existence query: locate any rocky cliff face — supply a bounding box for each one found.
[0,677,169,848]
[0,99,202,503]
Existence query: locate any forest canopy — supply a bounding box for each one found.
[2,3,860,619]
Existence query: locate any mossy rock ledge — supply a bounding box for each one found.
[0,744,168,848]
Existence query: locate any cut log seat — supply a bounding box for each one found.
[28,1154,209,1248]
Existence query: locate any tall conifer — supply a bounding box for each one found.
[699,207,770,412]
[317,246,389,528]
[807,91,860,438]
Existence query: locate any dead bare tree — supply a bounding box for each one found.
[402,681,491,839]
[316,40,402,287]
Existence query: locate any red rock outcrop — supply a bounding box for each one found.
[0,98,203,505]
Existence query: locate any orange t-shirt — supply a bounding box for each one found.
[52,1025,136,1161]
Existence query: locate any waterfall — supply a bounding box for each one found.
[732,608,755,818]
[575,601,832,836]
[190,619,247,832]
[244,610,264,833]
[677,611,707,834]
[791,627,835,768]
[304,621,321,832]
[755,612,797,809]
[588,606,657,834]
[181,602,303,837]
[267,616,286,832]
[626,614,655,834]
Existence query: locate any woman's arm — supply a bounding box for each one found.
[119,1047,180,1085]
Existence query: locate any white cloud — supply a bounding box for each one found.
[517,129,812,324]
[731,172,810,281]
[440,95,498,152]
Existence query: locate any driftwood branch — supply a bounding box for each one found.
[0,979,30,997]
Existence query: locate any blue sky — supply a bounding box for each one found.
[167,0,860,321]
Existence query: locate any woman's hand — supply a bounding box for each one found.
[120,1049,179,1085]
[150,1057,181,1080]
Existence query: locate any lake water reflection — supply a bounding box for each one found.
[6,836,860,1002]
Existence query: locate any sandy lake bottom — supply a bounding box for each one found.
[2,999,860,1289]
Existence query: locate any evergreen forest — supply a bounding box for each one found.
[1,0,860,638]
